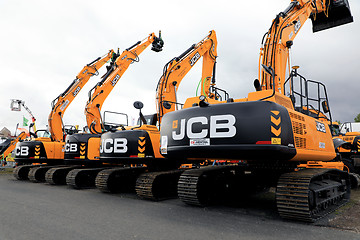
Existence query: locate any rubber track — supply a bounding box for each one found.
[45,166,81,185]
[177,165,238,206]
[66,168,106,189]
[276,168,350,222]
[95,167,146,193]
[136,169,184,201]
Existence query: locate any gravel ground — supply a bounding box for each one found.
[326,189,360,233]
[2,168,360,235]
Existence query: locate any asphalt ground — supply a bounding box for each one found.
[0,172,359,240]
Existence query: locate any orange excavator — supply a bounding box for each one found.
[332,122,360,173]
[43,32,164,186]
[159,0,354,222]
[1,131,27,162]
[95,30,226,199]
[13,50,115,181]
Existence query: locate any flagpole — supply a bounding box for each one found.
[15,123,19,136]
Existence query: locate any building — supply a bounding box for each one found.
[0,127,11,138]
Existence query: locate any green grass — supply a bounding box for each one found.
[0,168,14,174]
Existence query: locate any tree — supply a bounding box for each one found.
[355,113,360,123]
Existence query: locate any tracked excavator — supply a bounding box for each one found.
[45,32,164,187]
[332,122,360,173]
[13,50,115,181]
[0,132,27,162]
[95,30,227,199]
[159,0,354,222]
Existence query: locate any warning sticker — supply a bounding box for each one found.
[271,137,281,145]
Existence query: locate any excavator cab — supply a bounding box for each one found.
[103,111,128,131]
[285,66,332,122]
[311,0,353,32]
[136,114,158,126]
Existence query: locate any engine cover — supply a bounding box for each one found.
[160,101,297,161]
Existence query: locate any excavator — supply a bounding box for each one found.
[159,0,354,222]
[44,32,164,186]
[95,30,226,200]
[332,122,360,173]
[13,49,115,181]
[1,131,27,162]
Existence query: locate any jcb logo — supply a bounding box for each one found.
[15,146,29,156]
[172,114,236,140]
[111,74,120,86]
[316,121,326,133]
[189,52,201,66]
[65,143,77,152]
[72,86,81,97]
[100,138,128,153]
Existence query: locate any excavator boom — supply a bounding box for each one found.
[156,30,218,124]
[85,32,164,134]
[259,0,353,96]
[48,50,115,142]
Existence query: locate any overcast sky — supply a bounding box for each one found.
[0,0,359,135]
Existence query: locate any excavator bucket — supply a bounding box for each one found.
[311,0,353,32]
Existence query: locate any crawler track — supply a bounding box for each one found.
[45,166,81,185]
[66,168,106,189]
[28,165,54,182]
[13,165,45,180]
[95,167,146,193]
[276,168,351,222]
[136,169,184,201]
[177,165,241,206]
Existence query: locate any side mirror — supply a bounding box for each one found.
[133,101,146,125]
[253,79,261,91]
[322,100,329,113]
[162,101,172,110]
[133,101,144,110]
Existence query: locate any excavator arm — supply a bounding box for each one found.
[156,30,218,124]
[259,0,353,95]
[48,50,115,142]
[85,32,164,134]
